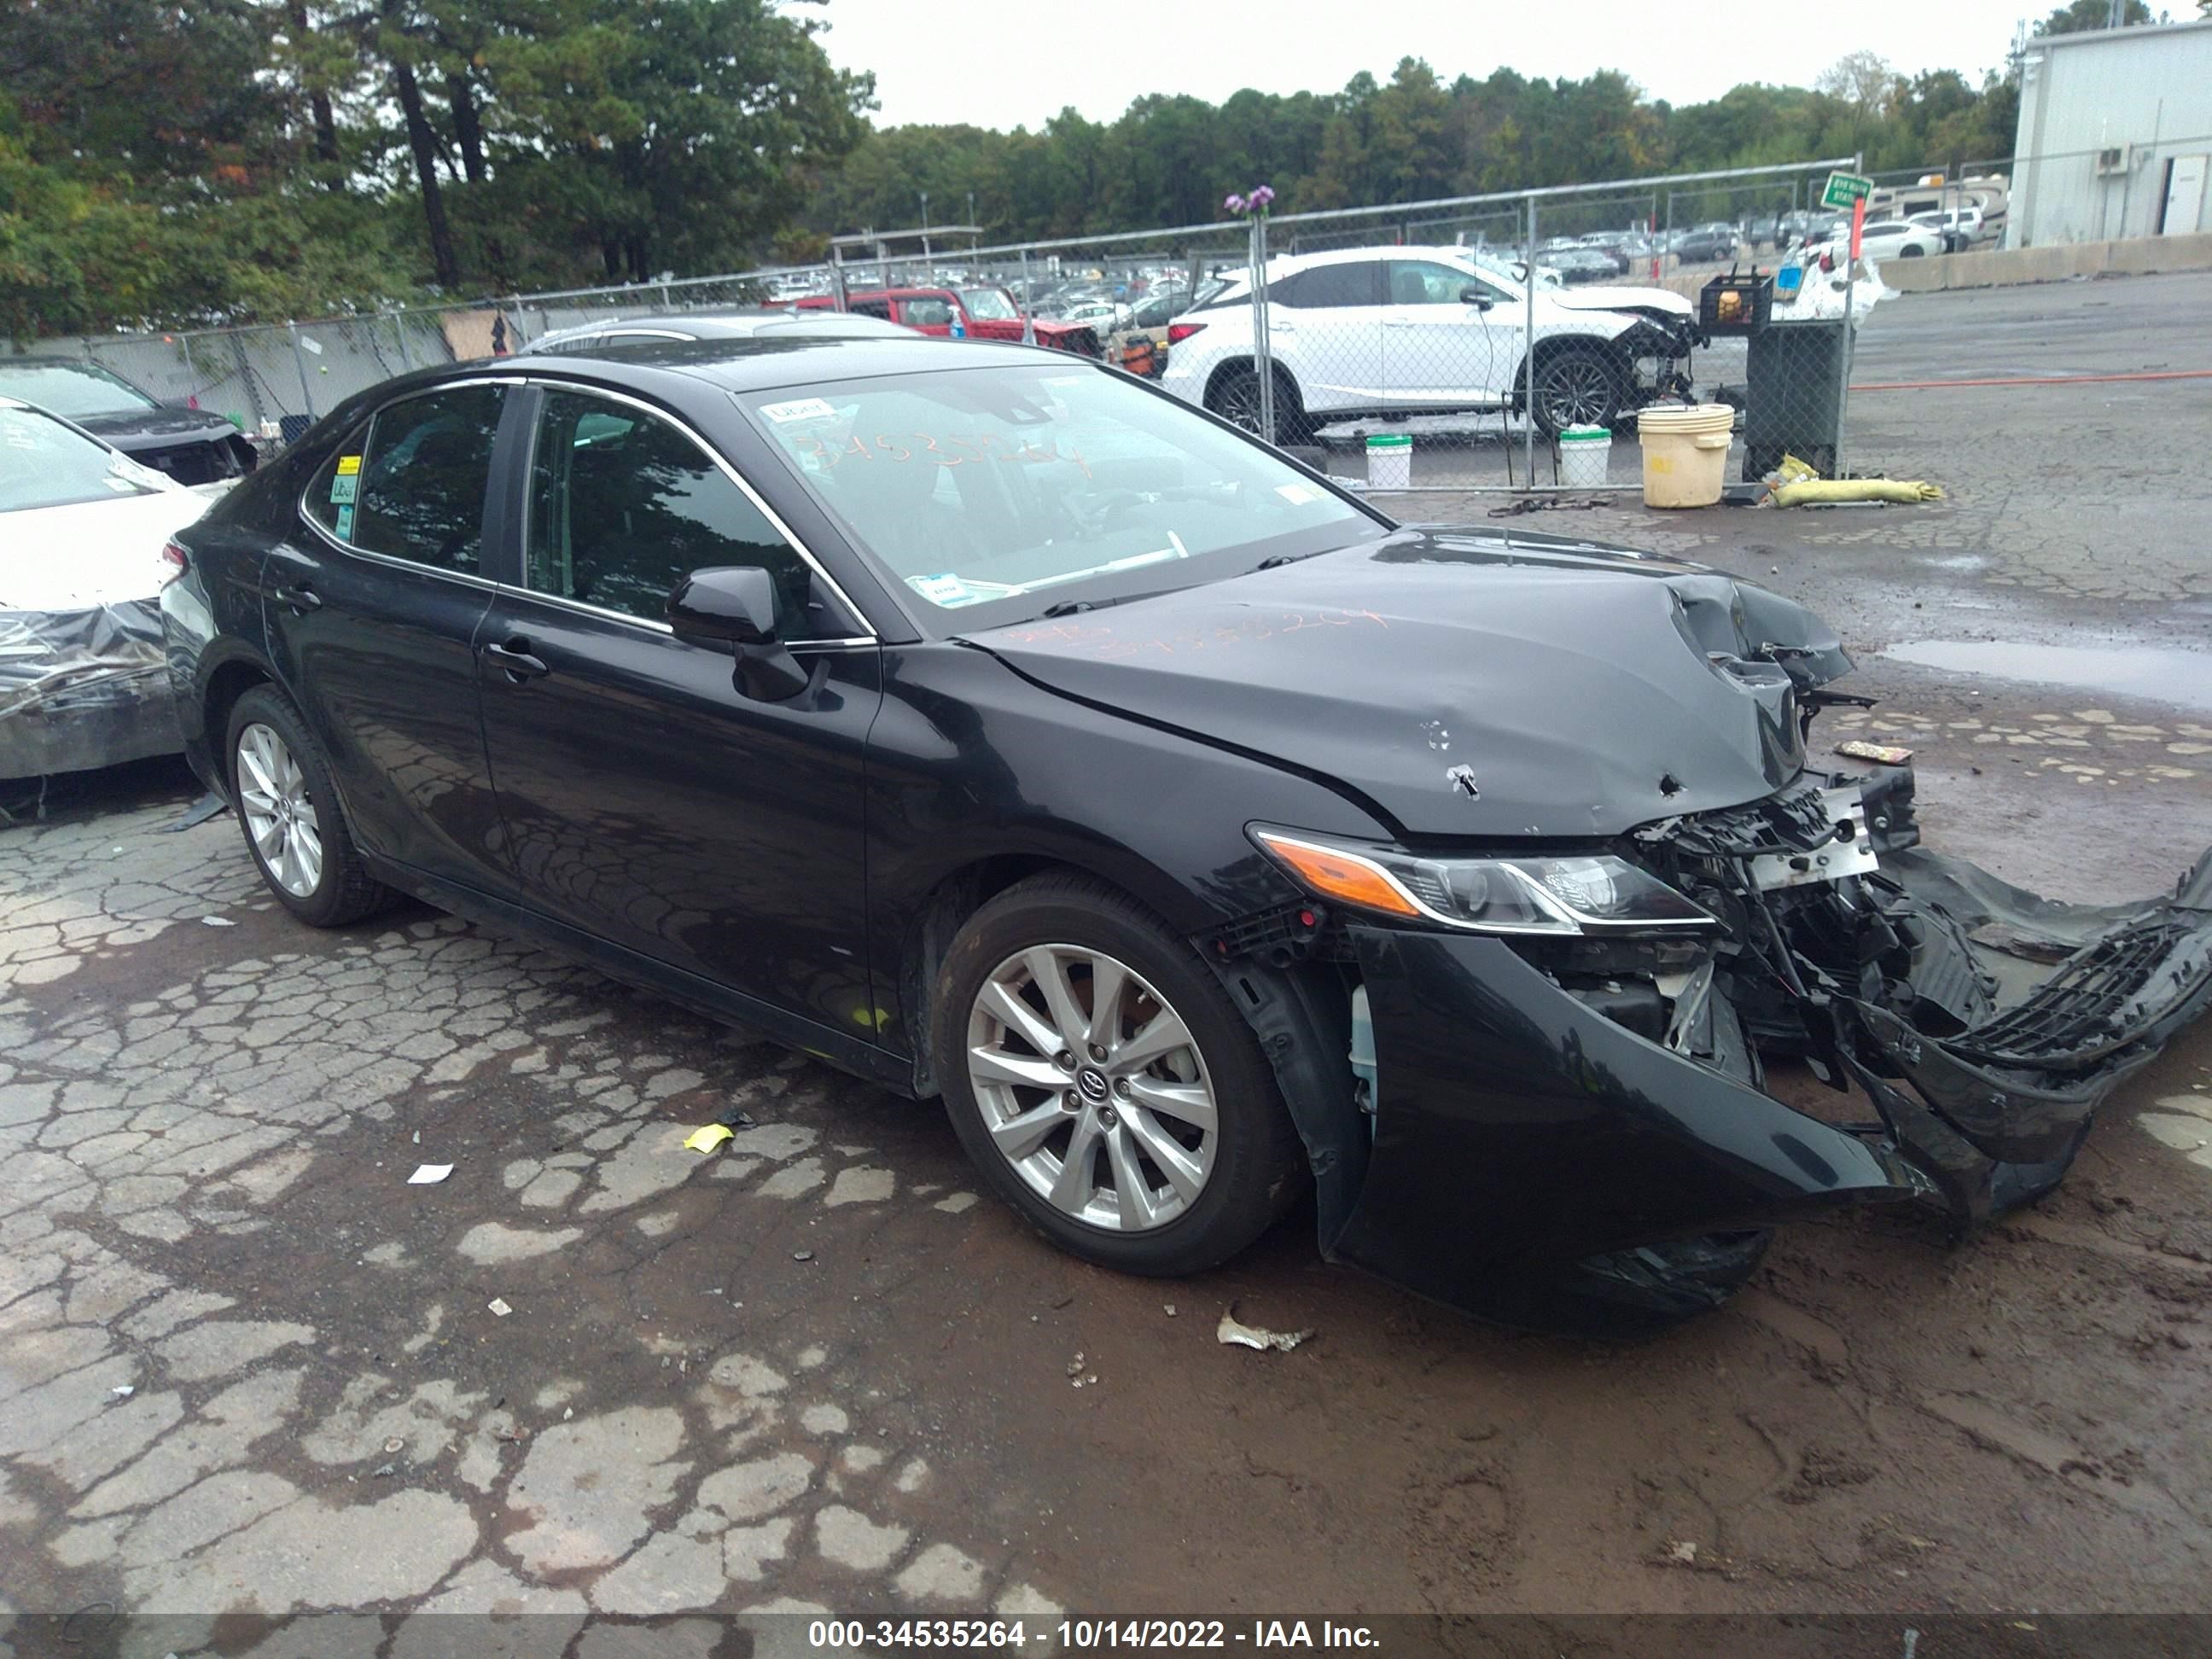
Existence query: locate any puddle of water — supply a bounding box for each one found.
[1881,640,2212,713]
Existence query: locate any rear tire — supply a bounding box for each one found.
[933,874,1305,1277]
[225,687,393,928]
[1206,363,1318,447]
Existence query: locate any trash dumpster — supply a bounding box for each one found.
[1742,317,1853,483]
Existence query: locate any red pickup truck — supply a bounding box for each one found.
[792,288,1103,358]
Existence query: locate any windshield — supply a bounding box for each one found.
[0,359,160,420]
[961,288,1020,322]
[748,364,1386,629]
[0,405,168,511]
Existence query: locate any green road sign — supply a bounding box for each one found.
[1822,172,1873,212]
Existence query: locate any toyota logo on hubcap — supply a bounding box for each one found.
[1076,1067,1109,1102]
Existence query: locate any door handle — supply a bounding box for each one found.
[272,583,322,614]
[483,638,550,681]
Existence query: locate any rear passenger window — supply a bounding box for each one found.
[306,385,503,573]
[1274,262,1382,309]
[525,389,834,638]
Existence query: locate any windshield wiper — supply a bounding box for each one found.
[1254,550,1322,571]
[1038,598,1097,618]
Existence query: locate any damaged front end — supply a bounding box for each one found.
[1634,769,2212,1223]
[1222,766,2212,1339]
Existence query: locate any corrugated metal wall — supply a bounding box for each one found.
[2011,21,2212,247]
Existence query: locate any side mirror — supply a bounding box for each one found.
[1460,287,1495,311]
[668,566,778,646]
[667,566,810,701]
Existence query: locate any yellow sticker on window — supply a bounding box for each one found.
[335,454,362,475]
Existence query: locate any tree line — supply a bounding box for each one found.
[0,0,2173,340]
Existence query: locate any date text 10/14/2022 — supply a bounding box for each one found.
[806,1621,1382,1650]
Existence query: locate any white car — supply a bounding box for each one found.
[1156,245,1703,439]
[1908,207,1983,252]
[2,396,229,777]
[1811,220,1944,264]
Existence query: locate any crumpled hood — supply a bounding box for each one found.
[1551,284,1695,318]
[73,405,242,452]
[964,529,1852,839]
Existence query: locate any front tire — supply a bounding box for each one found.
[225,687,393,928]
[934,875,1305,1276]
[1530,346,1626,437]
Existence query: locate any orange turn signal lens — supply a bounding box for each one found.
[1254,831,1422,920]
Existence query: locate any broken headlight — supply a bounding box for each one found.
[1253,828,1720,936]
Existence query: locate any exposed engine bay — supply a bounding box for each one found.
[1540,761,2212,1228]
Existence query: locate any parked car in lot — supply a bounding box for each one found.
[2,397,229,777]
[522,310,914,354]
[795,287,1103,357]
[1671,224,1741,264]
[1157,245,1703,438]
[1536,247,1622,286]
[0,358,259,486]
[1811,219,1944,262]
[1908,208,1982,253]
[164,335,2212,1336]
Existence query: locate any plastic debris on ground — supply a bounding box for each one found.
[1765,450,1942,509]
[1216,1303,1314,1353]
[201,916,236,928]
[161,792,230,833]
[792,1249,814,1261]
[1837,740,1914,765]
[486,1297,513,1318]
[406,1163,452,1185]
[716,1104,758,1130]
[682,1123,736,1154]
[111,1385,134,1399]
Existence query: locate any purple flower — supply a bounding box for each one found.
[1224,194,1246,213]
[1249,184,1275,208]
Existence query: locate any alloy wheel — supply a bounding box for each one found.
[964,944,1218,1232]
[236,722,323,898]
[1212,374,1266,435]
[1540,358,1617,428]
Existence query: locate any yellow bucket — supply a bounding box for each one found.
[1635,404,1736,509]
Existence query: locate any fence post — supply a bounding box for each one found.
[286,322,318,421]
[1249,213,1275,443]
[1835,153,1861,476]
[1522,193,1538,491]
[1020,250,1035,345]
[224,331,265,431]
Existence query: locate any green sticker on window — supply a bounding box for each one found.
[335,503,354,538]
[329,472,357,505]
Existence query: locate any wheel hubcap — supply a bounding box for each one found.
[1543,362,1613,427]
[236,723,323,898]
[966,944,1218,1232]
[1214,378,1264,434]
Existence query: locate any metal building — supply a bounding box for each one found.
[2010,17,2212,247]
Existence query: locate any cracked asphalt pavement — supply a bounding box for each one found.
[4,271,2212,1636]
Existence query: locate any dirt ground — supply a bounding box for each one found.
[3,273,2212,1641]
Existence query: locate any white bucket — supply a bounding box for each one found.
[1557,423,1610,489]
[1635,404,1735,509]
[1365,432,1412,491]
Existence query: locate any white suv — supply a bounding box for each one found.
[1155,245,1702,441]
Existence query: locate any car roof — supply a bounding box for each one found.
[451,332,1044,394]
[522,310,911,352]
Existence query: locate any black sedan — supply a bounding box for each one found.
[0,357,259,486]
[160,336,2212,1336]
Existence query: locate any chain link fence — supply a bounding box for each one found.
[9,152,2044,498]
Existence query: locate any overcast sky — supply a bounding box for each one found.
[815,0,2045,131]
